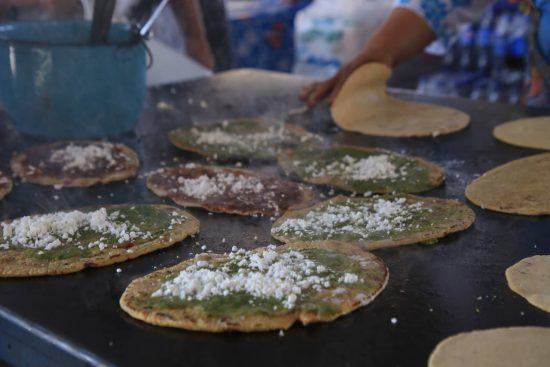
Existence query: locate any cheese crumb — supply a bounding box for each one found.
[152,245,361,309]
[300,154,407,182]
[49,142,121,172]
[273,197,425,239]
[189,124,319,157]
[0,207,171,252]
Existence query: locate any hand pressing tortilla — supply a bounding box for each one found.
[331,63,470,137]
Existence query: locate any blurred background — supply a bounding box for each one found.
[0,0,537,106]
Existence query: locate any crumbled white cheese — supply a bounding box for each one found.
[0,207,166,252]
[152,245,360,309]
[189,124,318,156]
[340,273,358,283]
[49,142,121,172]
[169,171,280,211]
[273,197,425,239]
[300,154,408,181]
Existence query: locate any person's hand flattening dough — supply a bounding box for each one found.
[299,7,436,108]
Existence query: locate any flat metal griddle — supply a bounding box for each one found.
[0,69,549,367]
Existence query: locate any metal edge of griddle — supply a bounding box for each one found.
[0,305,113,367]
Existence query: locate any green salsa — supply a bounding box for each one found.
[139,248,383,317]
[284,146,436,193]
[1,205,182,261]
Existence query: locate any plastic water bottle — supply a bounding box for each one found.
[475,11,494,72]
[443,36,458,69]
[491,14,510,80]
[507,14,530,71]
[458,24,476,70]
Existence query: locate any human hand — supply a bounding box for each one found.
[299,51,386,108]
[298,7,436,108]
[299,57,371,108]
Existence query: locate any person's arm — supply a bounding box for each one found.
[170,0,214,70]
[300,7,436,107]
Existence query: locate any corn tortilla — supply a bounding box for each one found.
[493,116,550,150]
[331,63,470,137]
[120,242,388,332]
[428,327,550,367]
[505,255,550,313]
[0,205,199,277]
[465,153,550,215]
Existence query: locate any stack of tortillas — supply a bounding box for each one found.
[493,116,550,150]
[331,63,470,137]
[465,153,550,215]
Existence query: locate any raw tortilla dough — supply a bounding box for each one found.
[331,63,470,137]
[493,116,550,150]
[465,153,550,215]
[506,255,550,313]
[428,327,550,367]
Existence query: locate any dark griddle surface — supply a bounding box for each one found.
[0,69,549,367]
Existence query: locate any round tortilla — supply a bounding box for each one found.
[0,171,12,200]
[271,195,475,250]
[331,63,470,137]
[146,165,316,216]
[506,255,550,313]
[428,327,550,367]
[0,205,199,277]
[493,116,550,150]
[120,242,388,332]
[278,145,445,194]
[465,153,550,215]
[10,140,139,187]
[168,118,322,161]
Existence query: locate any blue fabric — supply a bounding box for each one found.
[537,0,550,62]
[396,0,476,44]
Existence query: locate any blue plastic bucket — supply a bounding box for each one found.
[0,21,146,138]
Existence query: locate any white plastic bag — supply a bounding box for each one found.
[293,0,393,79]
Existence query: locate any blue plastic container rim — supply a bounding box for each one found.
[0,20,142,48]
